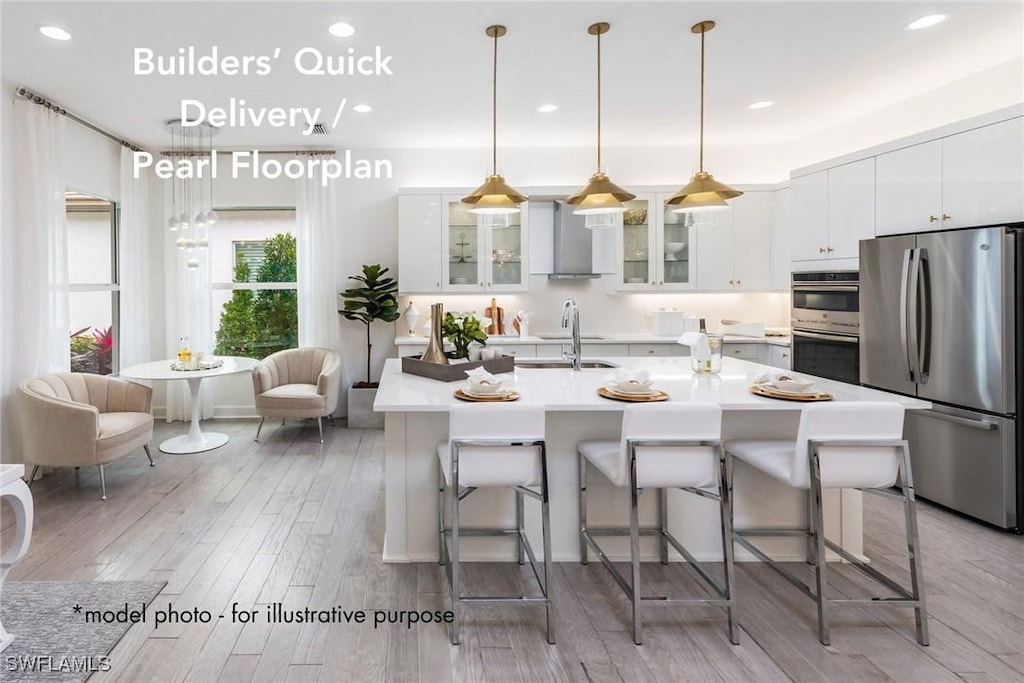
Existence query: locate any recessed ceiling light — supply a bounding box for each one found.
[748,100,774,110]
[353,104,372,113]
[906,14,947,30]
[39,25,72,41]
[537,104,559,113]
[328,22,356,37]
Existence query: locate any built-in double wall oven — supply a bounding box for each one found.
[791,271,860,384]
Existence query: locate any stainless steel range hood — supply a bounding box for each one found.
[549,201,601,279]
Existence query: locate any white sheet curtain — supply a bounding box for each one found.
[296,170,344,412]
[163,204,214,422]
[118,147,150,368]
[13,100,69,378]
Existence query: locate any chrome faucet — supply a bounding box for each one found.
[561,298,582,371]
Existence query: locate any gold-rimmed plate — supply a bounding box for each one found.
[750,384,833,402]
[598,386,670,402]
[454,388,520,402]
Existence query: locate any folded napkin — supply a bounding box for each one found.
[465,366,500,384]
[677,332,711,361]
[752,369,791,385]
[603,368,651,386]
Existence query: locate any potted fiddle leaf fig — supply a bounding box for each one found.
[339,264,399,428]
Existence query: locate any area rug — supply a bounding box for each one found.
[0,580,165,682]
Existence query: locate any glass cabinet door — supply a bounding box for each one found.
[660,199,694,288]
[446,200,482,290]
[620,198,654,288]
[487,209,524,289]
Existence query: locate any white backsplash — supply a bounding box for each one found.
[398,276,790,337]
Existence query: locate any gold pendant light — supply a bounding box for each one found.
[566,22,635,228]
[666,20,742,214]
[462,25,527,214]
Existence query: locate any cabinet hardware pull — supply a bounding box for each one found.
[929,215,939,222]
[729,280,734,285]
[737,279,742,285]
[941,214,950,221]
[819,247,826,254]
[826,247,833,253]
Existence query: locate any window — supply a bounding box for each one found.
[211,209,298,359]
[67,191,118,374]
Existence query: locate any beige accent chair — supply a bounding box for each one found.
[17,373,155,500]
[252,348,342,443]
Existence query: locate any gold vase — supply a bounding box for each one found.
[420,303,448,365]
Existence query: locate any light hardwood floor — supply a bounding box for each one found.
[4,419,1023,682]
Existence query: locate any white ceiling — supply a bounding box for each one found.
[3,1,1022,151]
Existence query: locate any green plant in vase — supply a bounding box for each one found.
[339,264,400,387]
[442,312,489,360]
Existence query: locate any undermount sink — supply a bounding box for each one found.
[535,334,610,341]
[515,359,619,369]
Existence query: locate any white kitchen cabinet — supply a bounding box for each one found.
[397,195,443,293]
[941,118,1024,229]
[826,158,875,259]
[768,344,791,370]
[443,195,529,292]
[791,159,874,261]
[876,117,1024,235]
[875,141,943,235]
[770,186,791,291]
[790,171,829,262]
[730,192,772,290]
[582,343,630,357]
[722,342,765,363]
[611,194,696,292]
[398,192,529,294]
[628,343,685,357]
[694,191,772,291]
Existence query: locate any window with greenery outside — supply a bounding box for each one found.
[214,232,297,359]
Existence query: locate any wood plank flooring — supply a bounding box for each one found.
[3,418,1023,682]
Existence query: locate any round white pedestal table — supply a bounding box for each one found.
[120,357,258,454]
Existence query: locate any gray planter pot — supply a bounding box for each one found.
[347,386,384,429]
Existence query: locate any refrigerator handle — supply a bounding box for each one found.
[908,247,923,383]
[917,247,931,384]
[899,248,916,382]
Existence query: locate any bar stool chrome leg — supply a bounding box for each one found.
[809,446,831,645]
[438,467,445,567]
[578,453,588,565]
[628,449,643,644]
[718,445,740,645]
[450,450,462,645]
[659,487,669,565]
[516,489,525,565]
[899,443,929,646]
[540,443,555,644]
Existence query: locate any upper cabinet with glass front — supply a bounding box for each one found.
[609,193,695,291]
[397,191,529,294]
[442,195,528,292]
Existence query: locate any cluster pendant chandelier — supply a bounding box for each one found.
[166,119,218,269]
[461,25,527,219]
[567,22,635,229]
[666,20,742,213]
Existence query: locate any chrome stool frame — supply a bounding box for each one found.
[732,438,929,646]
[578,439,739,646]
[438,438,554,646]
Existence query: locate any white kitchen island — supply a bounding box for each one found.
[374,356,930,564]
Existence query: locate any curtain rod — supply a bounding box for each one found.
[159,149,337,157]
[16,86,145,153]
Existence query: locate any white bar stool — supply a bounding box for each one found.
[577,403,738,645]
[1,464,34,652]
[725,401,929,646]
[437,402,554,646]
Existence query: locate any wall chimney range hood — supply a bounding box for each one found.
[549,201,602,279]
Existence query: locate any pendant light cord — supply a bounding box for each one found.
[698,27,706,173]
[492,30,498,176]
[596,28,602,171]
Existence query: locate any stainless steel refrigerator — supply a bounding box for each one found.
[860,225,1021,531]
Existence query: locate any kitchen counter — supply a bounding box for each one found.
[376,357,929,563]
[394,333,792,347]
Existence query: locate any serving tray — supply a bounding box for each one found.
[597,387,670,403]
[454,388,520,402]
[750,384,833,402]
